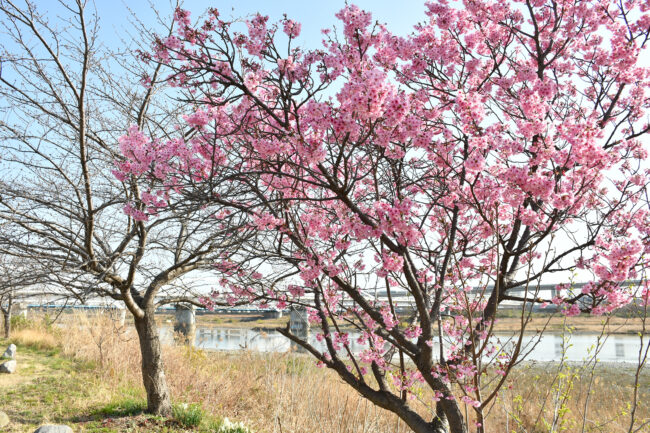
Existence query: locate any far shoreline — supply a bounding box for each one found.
[155,311,649,335]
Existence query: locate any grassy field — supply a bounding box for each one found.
[0,332,252,432]
[0,316,648,433]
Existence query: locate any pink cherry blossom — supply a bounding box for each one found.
[115,2,650,432]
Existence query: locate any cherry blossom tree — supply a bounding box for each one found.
[117,1,650,432]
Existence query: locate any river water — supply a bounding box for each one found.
[160,326,647,363]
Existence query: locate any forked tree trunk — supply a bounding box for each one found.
[134,310,172,416]
[408,404,454,433]
[382,398,460,433]
[430,401,450,433]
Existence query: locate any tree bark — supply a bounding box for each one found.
[438,399,466,433]
[134,310,172,416]
[430,401,450,433]
[3,308,10,339]
[2,298,12,339]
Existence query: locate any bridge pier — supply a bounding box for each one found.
[14,302,28,319]
[174,304,196,346]
[289,306,309,353]
[551,286,559,299]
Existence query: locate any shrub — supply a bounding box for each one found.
[173,403,204,428]
[10,314,33,331]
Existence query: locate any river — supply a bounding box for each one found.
[160,326,647,363]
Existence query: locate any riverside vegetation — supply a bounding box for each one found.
[0,314,647,433]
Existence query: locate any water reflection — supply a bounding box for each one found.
[160,326,644,363]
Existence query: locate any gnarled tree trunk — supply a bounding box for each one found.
[134,309,172,416]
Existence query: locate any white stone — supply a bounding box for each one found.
[33,425,74,433]
[0,359,16,374]
[0,411,9,428]
[2,343,16,359]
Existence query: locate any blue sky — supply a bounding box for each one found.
[89,0,428,49]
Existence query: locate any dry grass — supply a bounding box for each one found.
[6,313,650,433]
[10,326,60,350]
[482,362,650,433]
[58,313,404,433]
[496,315,648,335]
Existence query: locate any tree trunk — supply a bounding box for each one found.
[134,310,172,416]
[2,298,12,339]
[394,401,460,433]
[430,401,450,433]
[2,294,12,339]
[439,399,466,433]
[3,308,10,339]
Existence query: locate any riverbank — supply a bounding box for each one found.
[24,309,649,335]
[494,314,647,334]
[173,311,648,335]
[1,317,648,432]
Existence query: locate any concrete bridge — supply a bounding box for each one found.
[20,279,643,346]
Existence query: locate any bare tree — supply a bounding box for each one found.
[0,272,16,339]
[0,0,248,415]
[0,254,54,338]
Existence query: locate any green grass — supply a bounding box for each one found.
[0,341,98,429]
[172,403,204,428]
[0,337,253,432]
[95,397,147,417]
